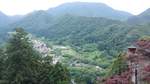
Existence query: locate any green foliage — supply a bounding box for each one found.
[69,67,99,84]
[0,28,70,84]
[139,35,150,41]
[1,14,150,58]
[49,62,70,84]
[40,15,132,57]
[0,48,5,79]
[106,53,128,77]
[4,28,40,84]
[56,46,110,83]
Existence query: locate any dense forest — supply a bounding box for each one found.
[0,2,150,84]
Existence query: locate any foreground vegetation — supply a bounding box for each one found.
[0,28,70,84]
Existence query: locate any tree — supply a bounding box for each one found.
[2,28,71,84]
[106,53,128,77]
[0,48,5,79]
[49,62,70,84]
[4,28,41,84]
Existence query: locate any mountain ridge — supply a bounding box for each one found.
[127,8,150,25]
[47,2,133,20]
[0,11,10,26]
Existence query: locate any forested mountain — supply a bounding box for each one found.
[1,13,132,56]
[3,11,53,33]
[41,15,132,56]
[1,11,150,56]
[0,11,52,43]
[41,15,150,56]
[127,8,150,25]
[48,2,133,20]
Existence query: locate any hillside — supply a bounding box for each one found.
[1,14,133,56]
[1,12,150,56]
[41,15,132,56]
[0,2,134,45]
[4,11,53,33]
[48,2,132,20]
[127,8,150,25]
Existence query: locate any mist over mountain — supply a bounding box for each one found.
[48,2,133,20]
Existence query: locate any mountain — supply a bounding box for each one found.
[0,11,10,26]
[0,12,11,43]
[127,8,150,25]
[0,3,149,56]
[48,2,133,20]
[0,12,132,56]
[0,10,53,41]
[0,11,23,27]
[3,11,53,34]
[1,11,150,56]
[0,12,23,43]
[140,8,150,16]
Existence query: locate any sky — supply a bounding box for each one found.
[0,0,150,16]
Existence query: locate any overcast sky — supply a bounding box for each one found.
[0,0,150,16]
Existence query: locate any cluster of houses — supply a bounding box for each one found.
[32,40,51,56]
[32,39,64,64]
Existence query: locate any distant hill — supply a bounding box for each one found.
[2,11,53,34]
[127,8,150,25]
[0,11,10,26]
[0,11,23,43]
[0,12,11,43]
[0,11,23,27]
[48,2,133,20]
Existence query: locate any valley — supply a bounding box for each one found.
[31,36,109,83]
